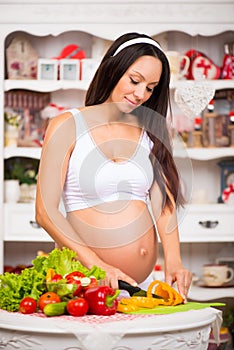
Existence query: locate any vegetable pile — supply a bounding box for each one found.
[0,247,107,314]
[0,247,184,317]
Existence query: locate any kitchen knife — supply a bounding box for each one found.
[118,280,163,299]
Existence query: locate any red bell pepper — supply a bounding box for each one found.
[51,274,63,282]
[65,271,85,296]
[84,286,120,316]
[83,276,98,290]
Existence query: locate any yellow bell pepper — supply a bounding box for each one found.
[46,268,56,283]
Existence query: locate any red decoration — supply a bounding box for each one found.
[221,43,234,79]
[196,58,211,76]
[183,50,221,80]
[55,44,86,60]
[222,183,234,203]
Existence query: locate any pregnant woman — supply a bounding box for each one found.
[36,32,192,302]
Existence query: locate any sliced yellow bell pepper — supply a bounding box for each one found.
[147,280,183,306]
[117,302,140,313]
[46,268,56,282]
[118,280,184,313]
[120,296,160,309]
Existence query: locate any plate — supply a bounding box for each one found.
[197,282,234,288]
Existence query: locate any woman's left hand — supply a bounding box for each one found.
[165,265,192,303]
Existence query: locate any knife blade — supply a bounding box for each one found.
[118,280,163,299]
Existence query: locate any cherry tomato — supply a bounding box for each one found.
[66,298,89,317]
[38,292,61,311]
[65,271,85,297]
[19,297,37,314]
[51,274,63,282]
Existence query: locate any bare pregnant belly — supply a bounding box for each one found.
[67,200,158,283]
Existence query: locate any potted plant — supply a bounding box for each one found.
[4,157,39,202]
[4,107,22,147]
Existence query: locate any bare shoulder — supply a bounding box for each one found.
[47,110,76,129]
[43,109,79,146]
[46,109,84,136]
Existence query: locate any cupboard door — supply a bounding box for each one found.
[179,205,234,242]
[4,203,53,242]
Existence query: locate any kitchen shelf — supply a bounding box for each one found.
[5,79,234,93]
[4,235,53,243]
[4,79,90,92]
[174,147,234,160]
[188,284,234,301]
[170,79,234,91]
[4,147,42,160]
[5,146,234,162]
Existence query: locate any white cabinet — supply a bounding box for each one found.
[4,203,52,242]
[0,1,234,302]
[179,204,234,243]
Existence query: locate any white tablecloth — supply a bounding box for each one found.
[0,307,222,350]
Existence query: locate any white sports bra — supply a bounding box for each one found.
[63,108,154,212]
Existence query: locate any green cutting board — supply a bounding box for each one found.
[125,302,225,315]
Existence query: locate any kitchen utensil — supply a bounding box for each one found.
[118,280,162,299]
[165,50,190,83]
[202,264,234,287]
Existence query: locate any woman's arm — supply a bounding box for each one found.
[36,111,137,289]
[150,181,192,302]
[36,112,99,266]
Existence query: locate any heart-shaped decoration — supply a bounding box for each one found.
[174,81,215,119]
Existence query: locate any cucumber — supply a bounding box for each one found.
[43,301,68,317]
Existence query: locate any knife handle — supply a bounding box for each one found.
[118,280,141,296]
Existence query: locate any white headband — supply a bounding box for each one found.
[112,37,163,57]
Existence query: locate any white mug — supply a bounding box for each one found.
[165,51,190,83]
[203,264,234,287]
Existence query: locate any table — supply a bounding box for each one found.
[0,307,222,350]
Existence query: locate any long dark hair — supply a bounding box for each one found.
[85,32,184,209]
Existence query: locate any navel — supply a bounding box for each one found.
[140,247,148,256]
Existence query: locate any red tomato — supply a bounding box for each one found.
[38,292,61,311]
[66,298,89,316]
[19,297,37,314]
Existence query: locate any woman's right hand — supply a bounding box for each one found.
[99,262,138,290]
